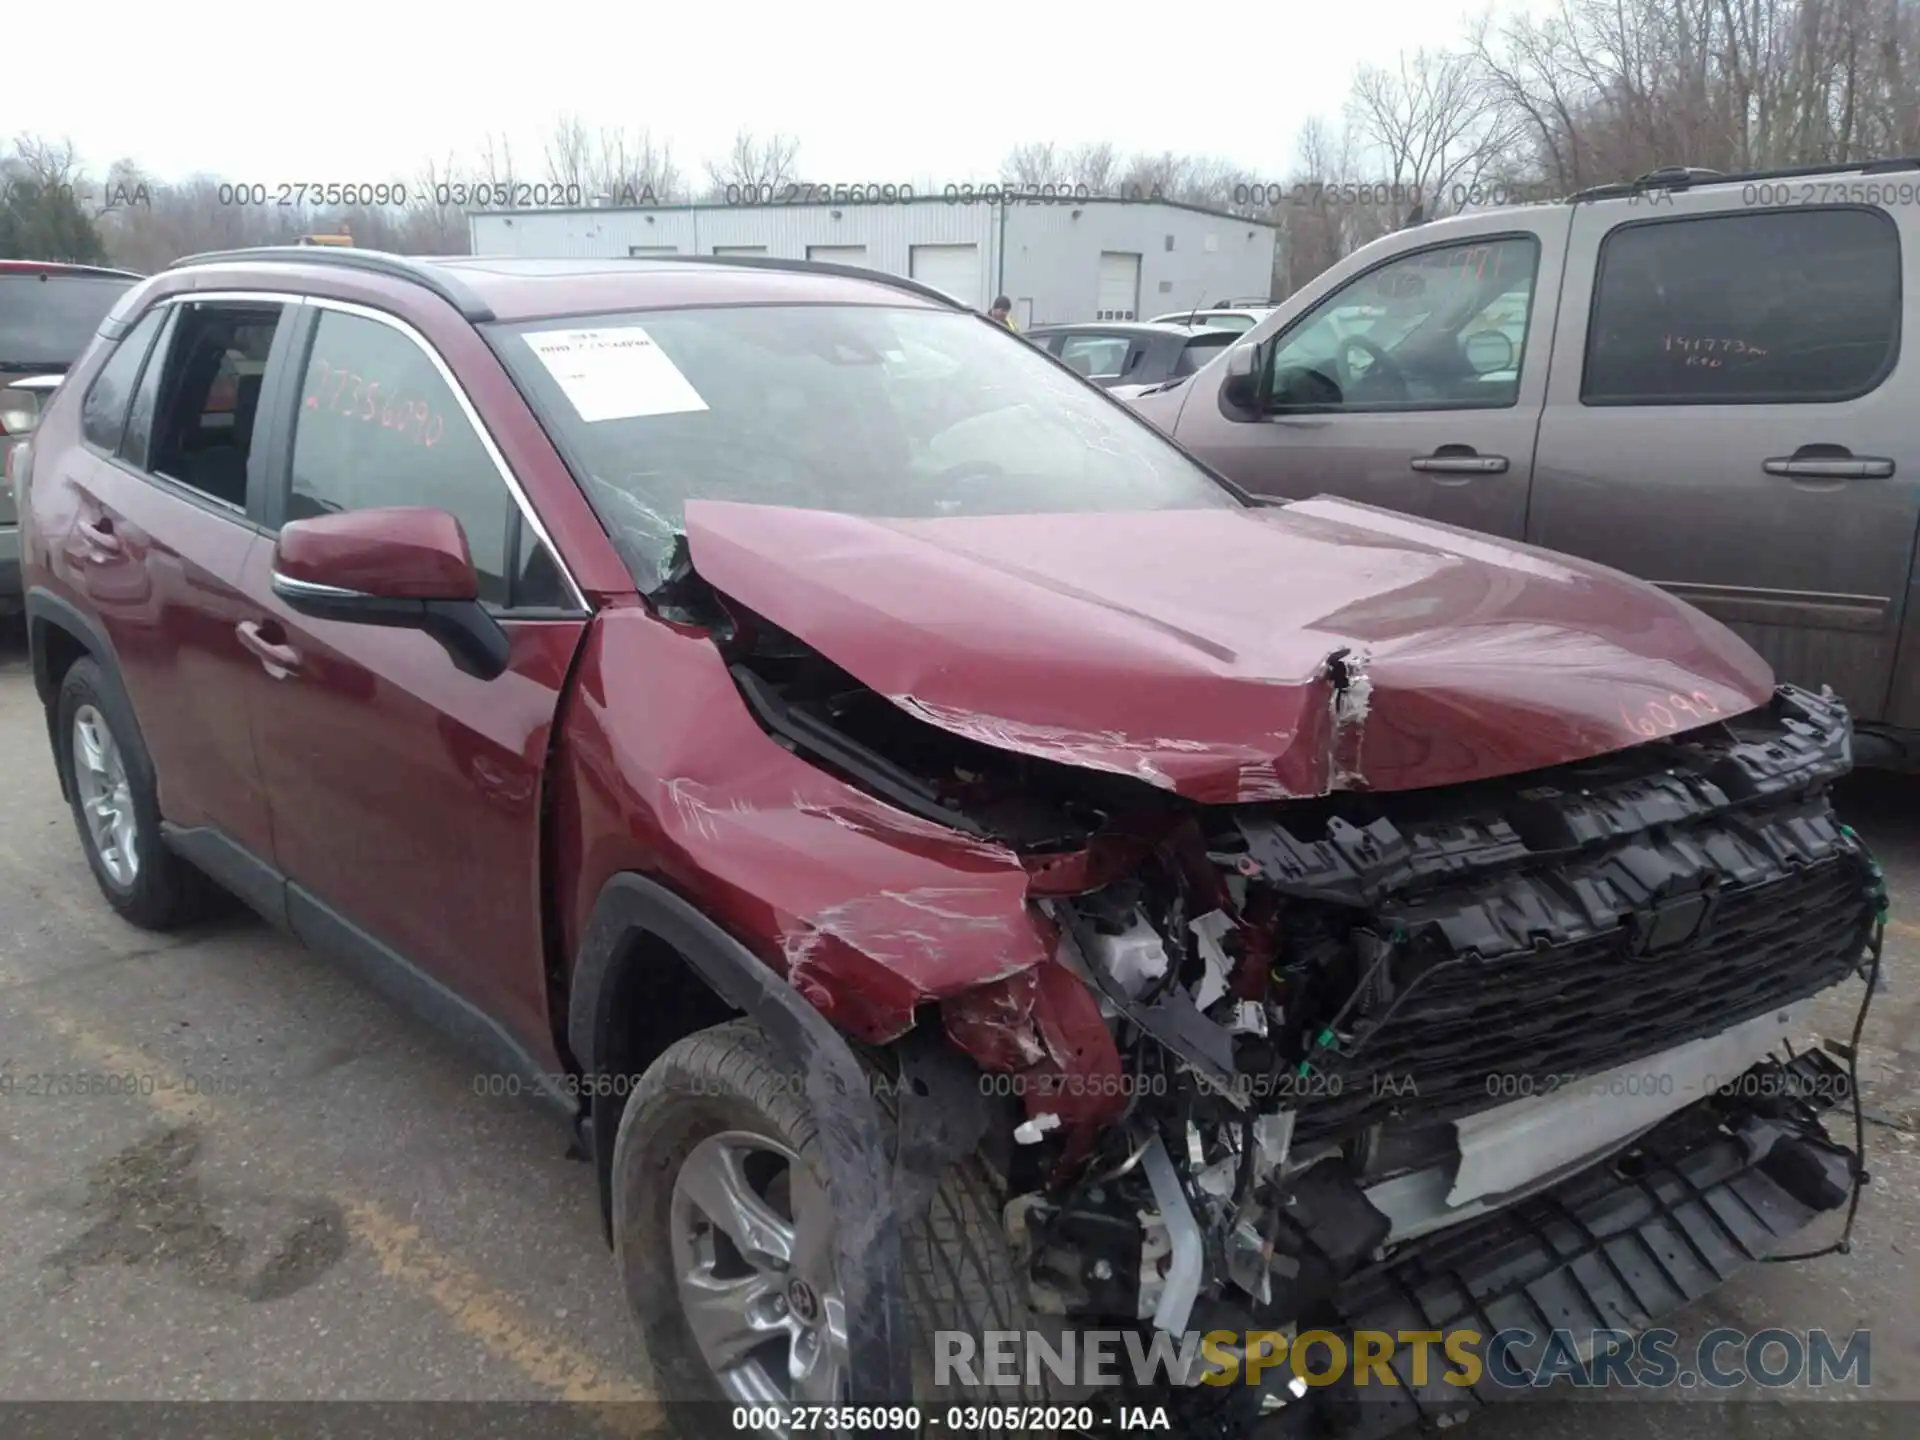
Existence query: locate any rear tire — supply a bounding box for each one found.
[56,657,225,931]
[612,1018,1059,1437]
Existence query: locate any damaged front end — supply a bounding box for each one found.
[657,509,1883,1434]
[1003,682,1881,1433]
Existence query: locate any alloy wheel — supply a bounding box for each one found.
[669,1129,848,1421]
[72,704,139,888]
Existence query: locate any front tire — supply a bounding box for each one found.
[612,1019,1057,1436]
[56,658,223,930]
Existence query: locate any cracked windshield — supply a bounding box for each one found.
[492,304,1239,587]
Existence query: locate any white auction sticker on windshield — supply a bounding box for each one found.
[522,327,708,422]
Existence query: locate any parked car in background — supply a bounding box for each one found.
[1027,320,1236,395]
[1147,306,1275,333]
[1127,158,1920,765]
[16,246,1881,1437]
[1,260,145,612]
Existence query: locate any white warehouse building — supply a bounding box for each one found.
[467,198,1279,327]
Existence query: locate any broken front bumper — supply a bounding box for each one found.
[1258,1047,1859,1439]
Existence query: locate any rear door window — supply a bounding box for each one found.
[81,308,166,453]
[144,301,287,510]
[1581,208,1900,405]
[1058,334,1132,379]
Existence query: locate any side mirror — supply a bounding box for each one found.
[1463,328,1516,375]
[271,507,511,680]
[1220,343,1264,411]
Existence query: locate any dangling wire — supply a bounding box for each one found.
[1763,914,1882,1264]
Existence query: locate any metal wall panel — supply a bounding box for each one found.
[1004,202,1279,326]
[471,203,1000,306]
[468,201,1277,323]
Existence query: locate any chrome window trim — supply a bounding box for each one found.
[157,291,295,306]
[149,289,589,613]
[154,474,248,517]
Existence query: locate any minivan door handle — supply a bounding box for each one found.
[1410,445,1510,477]
[1763,446,1894,480]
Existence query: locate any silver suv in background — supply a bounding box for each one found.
[1026,320,1237,397]
[1,260,143,612]
[1127,158,1920,764]
[1148,305,1275,332]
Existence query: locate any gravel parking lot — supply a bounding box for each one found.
[1,614,1917,1437]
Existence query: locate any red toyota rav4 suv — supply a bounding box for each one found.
[17,249,1882,1439]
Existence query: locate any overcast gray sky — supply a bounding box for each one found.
[28,0,1519,186]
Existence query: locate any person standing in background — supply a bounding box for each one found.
[988,296,1018,331]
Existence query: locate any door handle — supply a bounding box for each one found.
[235,620,301,678]
[1410,446,1510,476]
[76,516,122,555]
[1763,447,1894,480]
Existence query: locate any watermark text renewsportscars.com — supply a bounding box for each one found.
[935,1326,1871,1391]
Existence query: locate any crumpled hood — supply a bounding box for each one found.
[683,497,1776,802]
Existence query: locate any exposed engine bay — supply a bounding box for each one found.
[673,562,1884,1429]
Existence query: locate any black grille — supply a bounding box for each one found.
[1294,852,1872,1141]
[1235,686,1882,1148]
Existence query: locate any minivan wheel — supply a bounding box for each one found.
[56,658,224,931]
[613,1018,1060,1437]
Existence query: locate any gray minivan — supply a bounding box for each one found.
[1128,159,1920,762]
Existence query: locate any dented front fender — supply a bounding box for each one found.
[553,603,1122,1125]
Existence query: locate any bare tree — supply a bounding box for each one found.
[543,114,596,197]
[588,124,684,203]
[1065,141,1123,195]
[1468,0,1920,192]
[7,132,86,191]
[1002,141,1064,187]
[703,130,800,198]
[99,174,287,272]
[540,114,682,205]
[1001,140,1126,194]
[398,155,478,255]
[472,132,525,197]
[1348,48,1514,219]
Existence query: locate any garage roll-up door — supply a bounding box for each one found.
[910,244,982,307]
[807,244,868,264]
[1097,252,1140,320]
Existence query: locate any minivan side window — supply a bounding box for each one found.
[1582,208,1900,406]
[288,309,564,610]
[80,308,166,453]
[1263,236,1540,412]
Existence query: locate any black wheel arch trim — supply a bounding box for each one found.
[572,871,992,1413]
[25,586,149,803]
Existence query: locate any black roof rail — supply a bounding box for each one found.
[626,252,968,311]
[1571,155,1920,203]
[165,246,497,322]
